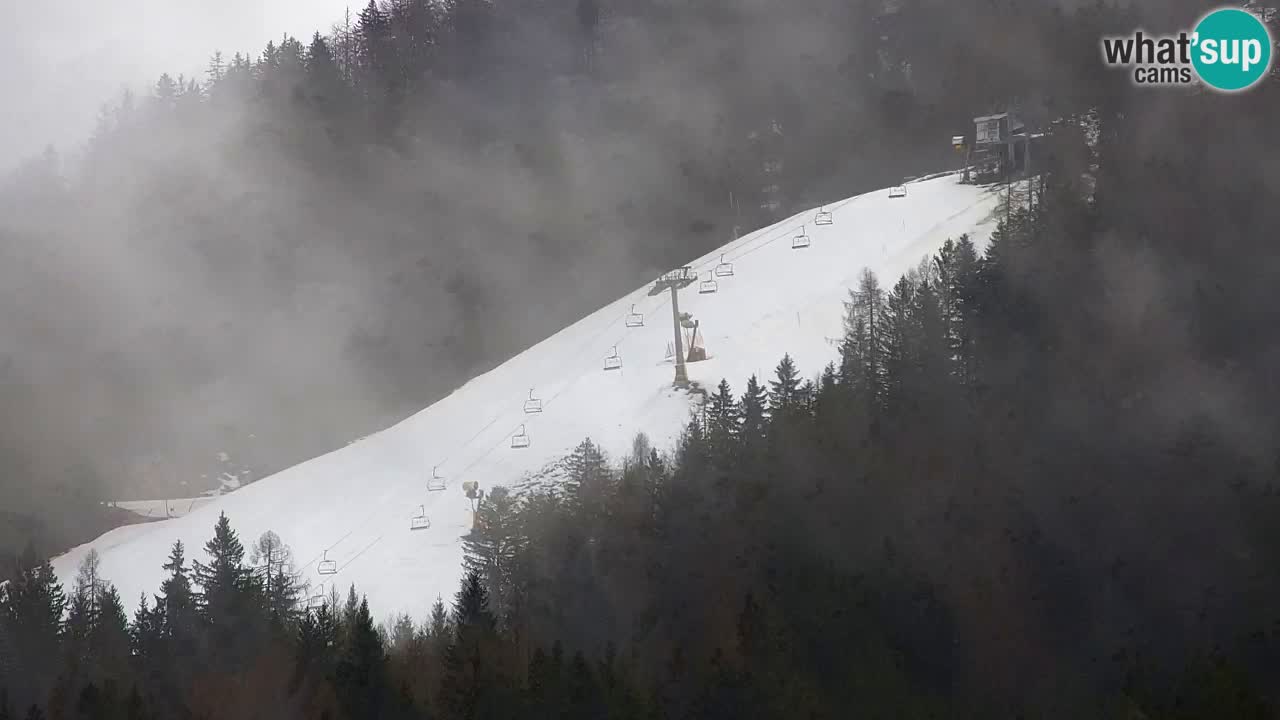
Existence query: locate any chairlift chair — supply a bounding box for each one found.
[814,207,833,226]
[604,346,622,371]
[523,389,543,414]
[511,424,531,449]
[410,505,431,531]
[625,304,644,328]
[427,466,446,492]
[888,185,907,198]
[698,274,718,294]
[317,551,337,576]
[308,584,327,609]
[714,254,734,277]
[791,225,811,250]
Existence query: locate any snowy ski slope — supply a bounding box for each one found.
[52,173,1008,621]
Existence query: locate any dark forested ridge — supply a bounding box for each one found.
[6,66,1280,713]
[0,0,1208,552]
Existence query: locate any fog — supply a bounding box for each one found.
[1,0,1270,570]
[0,0,351,169]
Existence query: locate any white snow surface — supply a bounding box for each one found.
[53,173,1007,622]
[109,498,218,519]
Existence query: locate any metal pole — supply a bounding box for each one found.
[670,285,688,387]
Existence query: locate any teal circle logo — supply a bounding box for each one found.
[1191,8,1273,91]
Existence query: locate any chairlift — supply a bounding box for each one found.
[698,274,718,294]
[317,551,337,576]
[814,206,833,226]
[511,424,531,449]
[791,225,811,250]
[410,505,430,531]
[604,346,622,371]
[889,185,907,198]
[714,254,734,277]
[625,304,644,328]
[523,389,543,414]
[427,466,446,492]
[308,584,327,609]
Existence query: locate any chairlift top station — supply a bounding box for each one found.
[51,174,1012,622]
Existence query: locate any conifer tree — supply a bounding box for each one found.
[157,540,196,659]
[356,0,394,84]
[565,438,611,526]
[441,571,500,720]
[427,596,451,647]
[768,354,802,415]
[192,513,261,663]
[706,379,740,466]
[738,375,769,447]
[335,597,386,719]
[341,585,361,639]
[939,234,980,386]
[882,274,918,413]
[193,513,251,619]
[92,583,131,680]
[0,544,65,705]
[462,486,524,627]
[129,595,164,671]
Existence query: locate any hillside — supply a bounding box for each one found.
[51,172,1009,620]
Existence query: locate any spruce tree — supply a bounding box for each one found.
[0,544,64,705]
[441,571,502,719]
[738,375,769,447]
[706,379,740,467]
[157,540,196,663]
[335,597,386,720]
[882,274,918,414]
[305,32,348,113]
[767,354,801,415]
[462,486,524,627]
[193,513,252,619]
[427,597,451,647]
[192,513,261,663]
[129,595,164,672]
[91,583,131,682]
[565,439,611,526]
[939,234,980,386]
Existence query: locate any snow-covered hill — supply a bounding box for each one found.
[53,173,1008,621]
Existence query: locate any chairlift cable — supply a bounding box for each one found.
[302,187,883,577]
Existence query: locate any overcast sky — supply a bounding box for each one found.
[0,0,353,170]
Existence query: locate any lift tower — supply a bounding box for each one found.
[648,266,698,388]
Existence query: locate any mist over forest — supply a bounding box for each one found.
[3,0,1280,717]
[0,0,1120,541]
